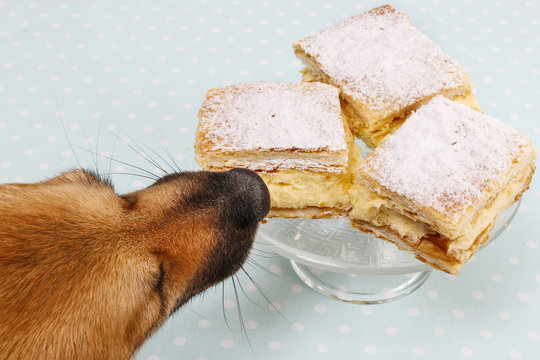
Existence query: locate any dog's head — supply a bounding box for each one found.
[0,168,270,359]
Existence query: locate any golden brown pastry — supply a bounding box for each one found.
[195,81,361,218]
[293,4,479,148]
[349,96,536,274]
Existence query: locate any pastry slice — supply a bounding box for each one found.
[293,4,479,148]
[349,96,536,274]
[195,81,360,219]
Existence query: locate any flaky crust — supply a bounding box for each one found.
[350,165,535,274]
[268,206,350,219]
[293,4,474,148]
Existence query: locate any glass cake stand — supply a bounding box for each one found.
[256,200,520,304]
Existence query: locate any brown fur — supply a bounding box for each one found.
[0,168,269,359]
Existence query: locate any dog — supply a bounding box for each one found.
[0,167,270,359]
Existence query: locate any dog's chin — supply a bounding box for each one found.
[0,168,270,360]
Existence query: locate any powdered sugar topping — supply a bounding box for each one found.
[360,96,531,219]
[295,5,470,112]
[199,81,347,153]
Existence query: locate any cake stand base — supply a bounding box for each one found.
[290,260,432,304]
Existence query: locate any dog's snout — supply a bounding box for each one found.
[225,168,270,224]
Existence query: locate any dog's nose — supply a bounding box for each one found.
[225,168,270,224]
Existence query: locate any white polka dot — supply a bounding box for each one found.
[269,302,280,311]
[360,306,373,315]
[316,344,328,353]
[198,319,211,328]
[433,327,445,336]
[269,265,281,273]
[453,309,465,318]
[491,273,503,282]
[223,300,235,309]
[407,308,419,317]
[314,304,326,313]
[291,322,304,332]
[338,324,351,334]
[268,341,280,350]
[245,320,257,330]
[221,339,233,348]
[24,148,34,155]
[526,240,537,249]
[509,350,522,359]
[426,290,438,298]
[386,327,398,336]
[0,161,11,168]
[461,347,473,357]
[173,337,186,346]
[480,329,492,339]
[509,256,520,265]
[364,345,376,354]
[412,346,424,356]
[291,284,303,293]
[517,292,530,302]
[499,311,511,320]
[527,331,540,341]
[147,356,159,360]
[39,163,49,170]
[472,291,484,300]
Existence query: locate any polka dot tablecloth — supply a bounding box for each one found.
[1,0,539,359]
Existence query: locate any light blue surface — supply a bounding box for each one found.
[1,0,539,359]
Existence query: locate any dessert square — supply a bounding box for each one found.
[195,81,360,218]
[349,96,536,274]
[293,4,479,148]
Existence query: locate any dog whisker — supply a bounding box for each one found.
[157,130,183,173]
[221,282,241,334]
[98,172,161,182]
[107,135,121,184]
[124,138,171,177]
[75,146,161,181]
[240,267,291,325]
[119,136,169,177]
[102,129,169,178]
[137,140,179,176]
[245,258,292,283]
[95,114,105,172]
[249,247,282,259]
[54,93,82,170]
[231,275,256,357]
[228,270,265,312]
[251,246,281,256]
[81,127,101,180]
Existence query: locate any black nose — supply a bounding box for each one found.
[225,168,270,225]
